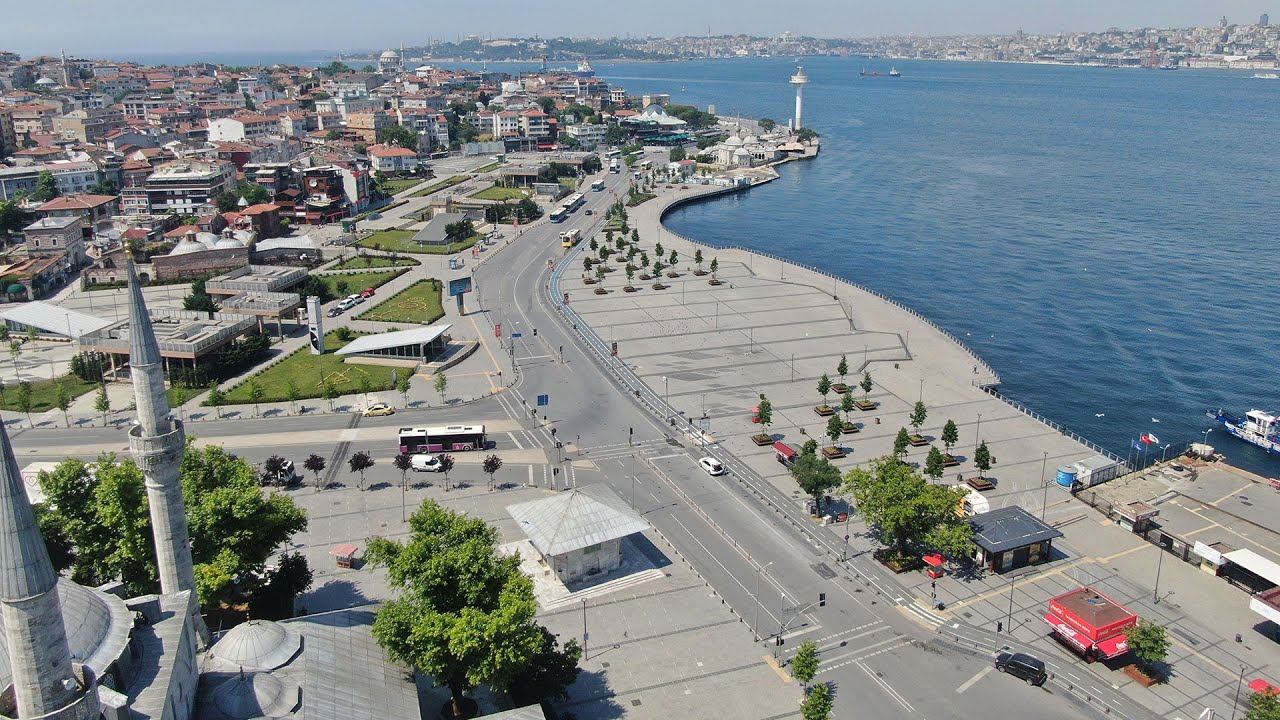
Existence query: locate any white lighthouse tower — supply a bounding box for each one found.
[789,66,809,131]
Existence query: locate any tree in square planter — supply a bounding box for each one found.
[823,415,846,458]
[855,371,877,411]
[582,256,595,283]
[908,401,929,445]
[893,428,911,462]
[693,248,707,276]
[623,264,637,292]
[665,250,680,278]
[638,252,651,280]
[1124,620,1170,686]
[814,373,834,416]
[751,395,774,445]
[974,441,995,479]
[832,354,850,394]
[941,419,961,466]
[924,446,945,483]
[654,241,664,260]
[839,391,859,433]
[791,452,841,515]
[651,261,666,289]
[708,257,723,285]
[593,266,608,294]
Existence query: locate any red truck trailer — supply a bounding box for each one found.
[1045,587,1139,663]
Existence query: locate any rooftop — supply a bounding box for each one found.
[506,483,650,557]
[0,301,112,338]
[969,505,1063,553]
[36,194,118,212]
[22,215,81,231]
[336,324,452,356]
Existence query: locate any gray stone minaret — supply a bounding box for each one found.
[125,261,210,645]
[0,421,95,718]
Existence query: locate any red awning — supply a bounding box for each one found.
[772,441,797,459]
[1044,612,1090,651]
[923,553,945,567]
[1095,634,1130,658]
[1250,679,1279,695]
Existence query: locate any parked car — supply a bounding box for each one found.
[994,651,1047,686]
[360,287,376,298]
[261,459,297,486]
[411,454,442,472]
[346,294,366,305]
[336,298,356,311]
[584,209,594,215]
[362,402,394,417]
[326,306,344,317]
[698,457,726,476]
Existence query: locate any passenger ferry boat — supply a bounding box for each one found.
[1207,409,1280,456]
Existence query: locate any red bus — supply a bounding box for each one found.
[398,425,487,454]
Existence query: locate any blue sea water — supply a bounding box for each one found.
[595,58,1280,475]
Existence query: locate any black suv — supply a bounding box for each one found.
[994,651,1047,686]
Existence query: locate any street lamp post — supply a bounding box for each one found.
[753,562,773,642]
[1230,663,1247,720]
[1040,451,1050,522]
[663,376,669,419]
[1202,427,1213,448]
[1153,544,1166,604]
[1005,575,1015,632]
[975,413,983,451]
[581,599,589,661]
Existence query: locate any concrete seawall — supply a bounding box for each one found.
[551,175,1125,521]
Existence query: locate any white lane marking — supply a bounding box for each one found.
[814,634,904,666]
[507,432,525,450]
[668,514,782,627]
[858,660,915,712]
[527,465,533,486]
[956,666,993,694]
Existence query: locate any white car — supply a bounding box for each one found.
[336,298,357,311]
[411,454,442,472]
[698,457,726,476]
[346,294,366,305]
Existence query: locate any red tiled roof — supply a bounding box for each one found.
[164,224,200,238]
[37,194,117,211]
[368,144,416,157]
[239,203,279,215]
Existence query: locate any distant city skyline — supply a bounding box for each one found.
[3,0,1273,57]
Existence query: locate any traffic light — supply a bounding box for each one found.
[551,427,557,437]
[819,593,826,608]
[775,636,784,647]
[533,328,538,336]
[611,341,618,356]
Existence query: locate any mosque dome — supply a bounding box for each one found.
[214,235,246,250]
[724,135,744,147]
[211,620,301,672]
[35,77,58,87]
[379,49,400,61]
[169,237,207,256]
[744,134,759,145]
[211,671,300,719]
[0,579,131,689]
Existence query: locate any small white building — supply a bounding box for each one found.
[506,484,650,585]
[368,143,422,173]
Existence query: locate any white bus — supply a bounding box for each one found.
[549,207,568,223]
[398,425,487,453]
[565,192,586,211]
[605,149,622,157]
[561,228,582,248]
[640,160,652,171]
[591,179,606,192]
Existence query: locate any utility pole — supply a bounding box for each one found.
[1040,451,1050,521]
[581,599,588,660]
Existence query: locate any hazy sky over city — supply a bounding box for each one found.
[3,0,1268,56]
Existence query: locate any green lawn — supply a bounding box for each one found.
[359,229,482,255]
[410,175,469,198]
[470,185,529,201]
[330,255,420,270]
[355,279,444,324]
[473,162,501,174]
[219,331,397,405]
[380,177,427,195]
[626,193,657,207]
[0,374,99,414]
[315,269,406,298]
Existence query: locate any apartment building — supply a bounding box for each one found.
[0,161,99,200]
[143,159,234,214]
[10,103,60,136]
[207,114,279,142]
[53,107,126,143]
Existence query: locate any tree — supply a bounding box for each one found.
[1126,619,1170,674]
[0,199,26,242]
[840,390,856,422]
[816,373,832,407]
[791,640,819,690]
[393,452,413,489]
[320,61,350,76]
[694,248,704,272]
[334,279,350,297]
[396,373,412,407]
[483,454,503,491]
[825,415,843,451]
[325,129,342,141]
[357,374,372,405]
[8,339,20,373]
[171,385,189,420]
[655,241,664,259]
[1246,689,1280,720]
[284,378,301,414]
[438,453,455,491]
[594,266,606,283]
[652,260,665,276]
[759,118,778,132]
[303,453,326,489]
[710,257,719,280]
[974,442,994,478]
[924,446,945,483]
[32,171,60,202]
[909,401,928,435]
[630,228,639,245]
[247,379,265,417]
[893,427,911,459]
[55,383,71,428]
[836,354,848,386]
[797,127,819,143]
[377,124,419,150]
[366,501,549,719]
[348,450,375,490]
[262,455,288,484]
[582,256,594,274]
[94,383,110,426]
[248,551,312,620]
[640,252,649,269]
[624,264,635,286]
[801,682,833,720]
[757,395,773,435]
[791,453,841,515]
[322,378,339,412]
[25,326,37,345]
[509,627,582,708]
[16,381,32,427]
[605,124,628,145]
[941,419,959,455]
[860,371,874,400]
[35,447,308,606]
[667,249,678,269]
[842,455,974,558]
[669,147,687,162]
[802,438,818,456]
[434,372,448,405]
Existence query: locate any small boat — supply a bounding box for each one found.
[889,67,901,77]
[1207,409,1280,456]
[860,67,900,77]
[1252,72,1280,79]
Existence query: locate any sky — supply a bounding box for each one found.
[2,0,1268,57]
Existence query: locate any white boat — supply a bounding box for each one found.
[1252,73,1280,79]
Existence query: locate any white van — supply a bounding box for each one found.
[411,454,442,472]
